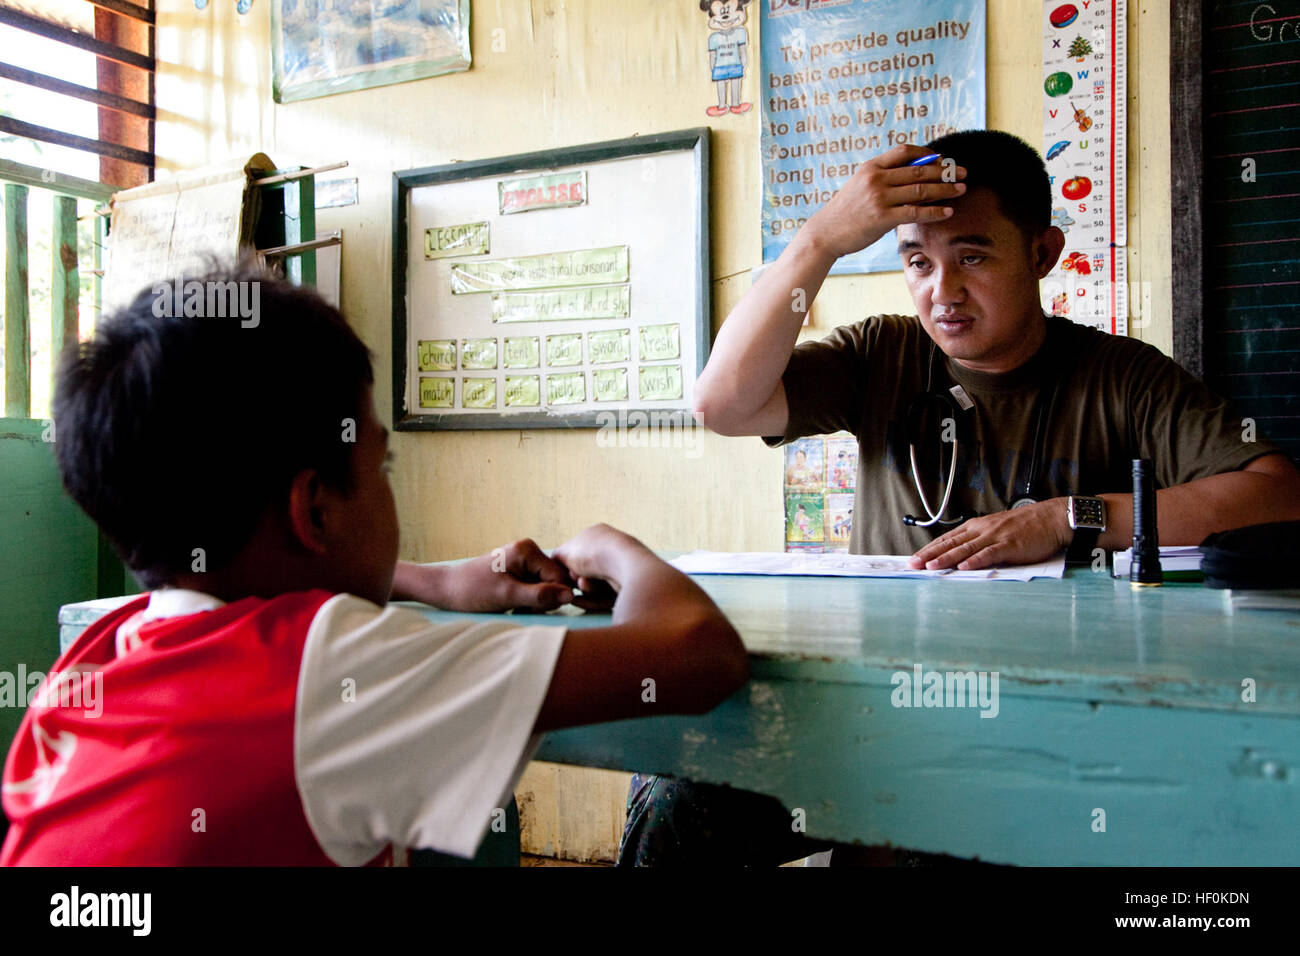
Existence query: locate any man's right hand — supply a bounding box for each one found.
[695,144,968,438]
[803,144,967,260]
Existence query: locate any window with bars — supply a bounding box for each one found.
[0,0,154,420]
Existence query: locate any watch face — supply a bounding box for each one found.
[1071,497,1106,529]
[1010,497,1038,509]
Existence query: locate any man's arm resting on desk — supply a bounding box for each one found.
[911,453,1300,570]
[693,145,966,437]
[1098,453,1300,552]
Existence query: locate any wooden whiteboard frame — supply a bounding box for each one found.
[392,128,711,431]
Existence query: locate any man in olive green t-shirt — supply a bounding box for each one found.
[694,130,1300,569]
[763,309,1284,557]
[616,130,1300,869]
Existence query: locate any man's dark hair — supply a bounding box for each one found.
[53,263,374,588]
[925,129,1052,239]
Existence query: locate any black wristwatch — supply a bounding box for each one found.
[1066,495,1107,562]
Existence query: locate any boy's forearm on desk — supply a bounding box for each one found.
[389,560,450,606]
[607,548,727,629]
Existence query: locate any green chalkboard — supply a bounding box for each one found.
[1202,1,1300,463]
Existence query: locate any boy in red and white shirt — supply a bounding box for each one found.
[1,267,747,866]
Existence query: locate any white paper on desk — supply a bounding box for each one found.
[954,554,1066,581]
[669,551,1065,581]
[1111,545,1202,576]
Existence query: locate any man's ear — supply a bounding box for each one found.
[1033,226,1067,278]
[286,469,329,555]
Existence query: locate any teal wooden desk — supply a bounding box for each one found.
[405,567,1300,866]
[59,566,1300,865]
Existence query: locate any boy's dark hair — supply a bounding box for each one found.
[54,263,373,588]
[925,129,1051,239]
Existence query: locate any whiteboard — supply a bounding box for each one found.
[392,129,710,430]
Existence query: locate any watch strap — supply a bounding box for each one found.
[1067,527,1102,563]
[1066,496,1107,563]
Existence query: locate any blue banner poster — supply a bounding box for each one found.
[761,0,986,275]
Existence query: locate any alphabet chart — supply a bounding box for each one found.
[1040,0,1129,335]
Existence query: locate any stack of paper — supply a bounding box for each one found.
[1111,545,1202,577]
[669,551,1066,582]
[1227,589,1300,611]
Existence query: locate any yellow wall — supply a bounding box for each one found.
[153,0,1171,560]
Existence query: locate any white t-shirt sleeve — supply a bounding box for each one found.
[292,593,566,865]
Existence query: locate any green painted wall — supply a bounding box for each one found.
[0,418,130,750]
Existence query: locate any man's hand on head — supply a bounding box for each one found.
[907,498,1072,571]
[804,144,967,261]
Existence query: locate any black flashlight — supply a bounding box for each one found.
[1130,458,1163,587]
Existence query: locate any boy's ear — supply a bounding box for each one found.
[286,469,329,555]
[1033,226,1067,278]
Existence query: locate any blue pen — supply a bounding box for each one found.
[909,153,941,167]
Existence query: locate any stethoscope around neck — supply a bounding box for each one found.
[901,342,1056,528]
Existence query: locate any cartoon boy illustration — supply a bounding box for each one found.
[785,448,811,487]
[701,0,751,116]
[831,450,850,488]
[794,503,811,539]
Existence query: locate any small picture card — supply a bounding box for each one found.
[784,437,824,491]
[825,434,858,491]
[785,492,825,544]
[824,492,854,549]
